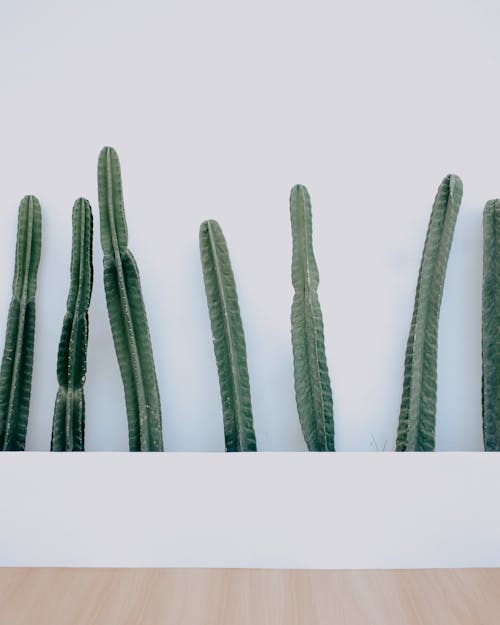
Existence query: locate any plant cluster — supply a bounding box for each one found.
[0,152,496,451]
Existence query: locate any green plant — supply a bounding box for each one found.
[97,147,163,451]
[290,184,334,451]
[482,199,500,451]
[396,174,463,451]
[0,196,42,450]
[199,219,256,451]
[51,198,93,451]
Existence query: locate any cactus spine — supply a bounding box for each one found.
[199,219,256,451]
[97,147,163,451]
[51,198,93,451]
[482,199,500,451]
[396,174,463,451]
[290,184,334,451]
[0,196,42,450]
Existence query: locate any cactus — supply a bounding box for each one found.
[396,174,463,451]
[290,184,334,451]
[482,199,500,451]
[97,147,163,451]
[199,219,256,451]
[51,199,93,451]
[0,196,42,450]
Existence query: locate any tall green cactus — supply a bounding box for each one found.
[0,196,42,450]
[51,198,93,451]
[199,220,257,451]
[396,174,463,451]
[97,147,163,451]
[290,184,334,451]
[482,199,500,451]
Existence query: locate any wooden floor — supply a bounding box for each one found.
[0,568,498,624]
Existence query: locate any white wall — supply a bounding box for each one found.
[0,0,499,451]
[2,453,500,568]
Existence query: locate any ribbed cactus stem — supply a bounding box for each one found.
[396,174,463,451]
[97,146,163,451]
[199,219,256,451]
[290,184,334,451]
[482,199,500,451]
[0,195,42,450]
[51,198,93,451]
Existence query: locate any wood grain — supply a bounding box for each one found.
[0,568,498,625]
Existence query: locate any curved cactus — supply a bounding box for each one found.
[51,198,93,451]
[396,174,463,451]
[199,220,256,451]
[0,196,42,450]
[97,147,163,451]
[290,184,334,451]
[482,199,500,451]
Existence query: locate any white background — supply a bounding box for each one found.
[2,453,500,568]
[1,0,499,451]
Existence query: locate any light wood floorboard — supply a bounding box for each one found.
[0,568,498,624]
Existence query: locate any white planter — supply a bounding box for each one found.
[0,452,498,569]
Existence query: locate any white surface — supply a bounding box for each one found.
[1,1,500,450]
[0,452,499,569]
